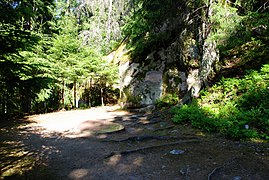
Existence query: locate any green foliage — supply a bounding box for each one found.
[68,0,128,54]
[45,11,120,109]
[156,93,179,108]
[0,0,121,116]
[172,64,269,140]
[210,3,244,47]
[210,2,269,68]
[0,0,55,116]
[234,0,268,14]
[172,103,221,133]
[121,0,183,60]
[194,3,269,140]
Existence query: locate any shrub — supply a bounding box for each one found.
[172,64,269,140]
[156,93,179,108]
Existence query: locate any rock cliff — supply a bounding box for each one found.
[112,2,220,108]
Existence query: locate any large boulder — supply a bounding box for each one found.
[111,3,220,108]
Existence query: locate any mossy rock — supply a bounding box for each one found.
[96,123,125,134]
[78,121,125,134]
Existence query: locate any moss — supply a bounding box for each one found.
[174,77,181,86]
[155,93,179,108]
[189,59,200,68]
[120,54,131,64]
[126,95,142,107]
[121,86,142,107]
[113,42,131,64]
[96,123,125,134]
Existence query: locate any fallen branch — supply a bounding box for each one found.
[257,1,269,12]
[104,139,200,159]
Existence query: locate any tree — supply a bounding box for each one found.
[47,5,119,108]
[76,0,129,53]
[0,0,54,117]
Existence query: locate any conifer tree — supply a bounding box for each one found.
[0,0,54,116]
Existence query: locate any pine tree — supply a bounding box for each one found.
[0,0,54,117]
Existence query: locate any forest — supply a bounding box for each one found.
[1,0,269,179]
[1,0,269,141]
[0,0,121,117]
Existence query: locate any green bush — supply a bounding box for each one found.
[172,104,219,133]
[172,104,205,123]
[172,64,269,140]
[156,93,179,108]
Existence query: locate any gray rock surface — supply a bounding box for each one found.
[112,4,220,108]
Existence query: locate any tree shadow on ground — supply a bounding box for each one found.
[1,109,269,179]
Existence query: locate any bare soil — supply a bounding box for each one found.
[1,106,269,180]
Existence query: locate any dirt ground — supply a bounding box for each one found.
[1,106,269,180]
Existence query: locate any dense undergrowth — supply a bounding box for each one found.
[172,64,269,140]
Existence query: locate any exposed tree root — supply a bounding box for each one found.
[133,120,161,126]
[102,135,198,142]
[152,125,175,132]
[207,157,237,180]
[207,166,223,180]
[104,139,200,159]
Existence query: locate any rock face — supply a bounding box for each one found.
[112,3,220,108]
[115,39,219,108]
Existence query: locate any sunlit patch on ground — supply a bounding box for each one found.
[0,122,59,179]
[0,106,131,179]
[26,106,128,135]
[68,168,89,179]
[0,130,38,179]
[107,154,122,166]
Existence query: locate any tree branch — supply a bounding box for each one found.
[257,1,269,12]
[104,139,200,159]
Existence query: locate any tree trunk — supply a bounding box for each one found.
[106,0,113,43]
[199,0,219,84]
[27,94,31,114]
[21,88,31,114]
[101,87,104,107]
[89,78,93,107]
[191,0,219,97]
[85,81,89,107]
[74,80,79,108]
[1,90,7,115]
[61,80,65,109]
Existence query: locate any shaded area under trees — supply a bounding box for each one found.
[0,0,121,119]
